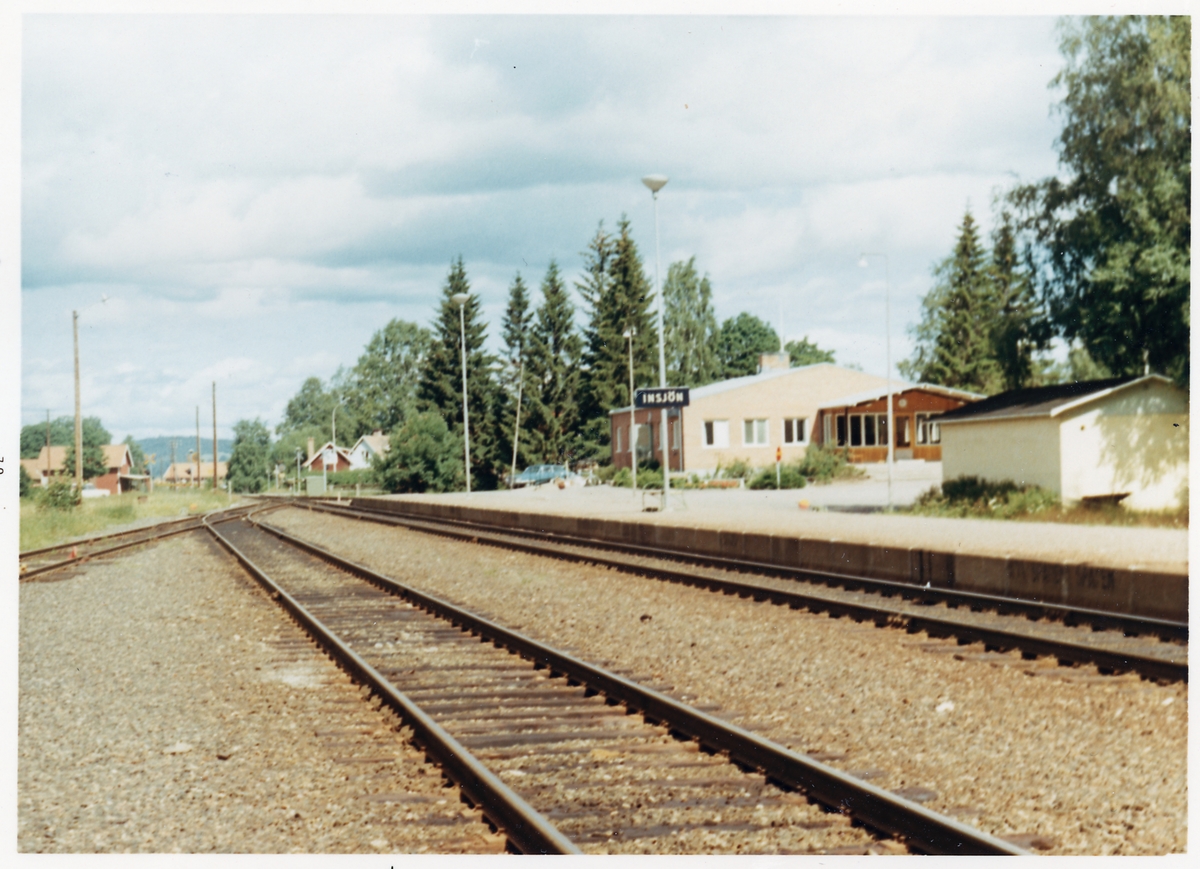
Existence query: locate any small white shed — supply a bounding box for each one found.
[937,375,1188,510]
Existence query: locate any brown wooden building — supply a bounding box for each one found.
[816,384,982,462]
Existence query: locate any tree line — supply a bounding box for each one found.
[905,16,1189,393]
[227,218,838,493]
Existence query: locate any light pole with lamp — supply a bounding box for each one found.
[295,448,303,495]
[451,292,472,493]
[623,327,638,493]
[858,252,893,512]
[641,174,670,509]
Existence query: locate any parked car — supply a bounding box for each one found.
[512,464,579,488]
[80,482,110,499]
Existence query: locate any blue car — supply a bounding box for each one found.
[512,464,572,488]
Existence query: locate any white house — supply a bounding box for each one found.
[937,375,1188,510]
[347,430,390,471]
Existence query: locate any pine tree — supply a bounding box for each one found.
[497,273,536,475]
[663,257,720,387]
[901,210,1004,394]
[524,261,583,466]
[577,218,658,459]
[417,257,500,489]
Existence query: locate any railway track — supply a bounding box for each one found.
[19,502,263,580]
[303,499,1187,684]
[204,509,1028,855]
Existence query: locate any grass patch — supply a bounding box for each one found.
[20,488,237,551]
[906,476,1188,528]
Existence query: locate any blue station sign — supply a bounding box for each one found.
[634,387,690,409]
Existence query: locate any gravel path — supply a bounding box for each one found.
[269,507,1187,855]
[18,531,505,854]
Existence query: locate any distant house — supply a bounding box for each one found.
[21,443,141,494]
[21,445,69,488]
[162,461,229,487]
[303,442,353,473]
[815,384,983,463]
[347,430,389,471]
[936,375,1189,510]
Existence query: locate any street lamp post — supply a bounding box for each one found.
[295,448,302,495]
[859,252,893,512]
[451,292,472,494]
[623,327,638,493]
[642,173,670,510]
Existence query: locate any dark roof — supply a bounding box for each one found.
[936,376,1141,423]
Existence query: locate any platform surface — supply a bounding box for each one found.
[380,484,1189,576]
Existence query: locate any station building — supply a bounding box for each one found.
[815,384,982,462]
[609,356,890,475]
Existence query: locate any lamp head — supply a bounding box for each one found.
[642,174,668,193]
[622,328,635,339]
[450,293,470,307]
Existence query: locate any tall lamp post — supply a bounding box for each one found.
[858,252,893,512]
[623,327,638,493]
[451,292,472,494]
[70,295,108,496]
[642,173,670,510]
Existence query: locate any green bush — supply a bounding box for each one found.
[637,468,663,489]
[718,458,754,480]
[19,464,32,499]
[326,468,374,486]
[912,476,1060,519]
[748,464,808,490]
[39,479,78,510]
[611,467,632,487]
[374,412,463,494]
[796,443,860,483]
[593,464,619,483]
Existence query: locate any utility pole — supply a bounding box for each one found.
[170,439,177,487]
[44,409,51,484]
[72,310,82,494]
[195,406,201,490]
[510,342,524,488]
[212,382,218,494]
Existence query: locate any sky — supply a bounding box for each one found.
[18,11,1070,442]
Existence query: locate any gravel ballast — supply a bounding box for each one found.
[18,531,505,854]
[269,507,1187,855]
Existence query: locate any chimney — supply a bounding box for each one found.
[373,429,383,437]
[307,437,315,461]
[758,351,790,373]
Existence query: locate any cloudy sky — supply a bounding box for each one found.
[19,11,1070,442]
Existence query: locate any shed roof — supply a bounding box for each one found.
[103,444,133,469]
[936,375,1174,424]
[352,432,390,455]
[817,382,982,411]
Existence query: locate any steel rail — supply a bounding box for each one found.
[19,503,267,580]
[19,513,201,559]
[251,513,1029,856]
[316,500,1188,642]
[202,515,581,856]
[306,501,1187,683]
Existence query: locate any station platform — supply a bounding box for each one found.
[354,485,1188,622]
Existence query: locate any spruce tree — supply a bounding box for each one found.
[901,210,1004,394]
[577,218,658,459]
[989,212,1051,391]
[524,261,583,466]
[497,273,536,474]
[417,257,500,489]
[663,257,720,387]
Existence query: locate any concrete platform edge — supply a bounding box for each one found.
[350,498,1188,623]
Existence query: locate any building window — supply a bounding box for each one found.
[672,420,681,450]
[849,414,862,446]
[704,420,729,448]
[616,425,623,454]
[783,417,807,444]
[916,413,940,444]
[743,418,768,445]
[835,415,847,446]
[895,415,911,447]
